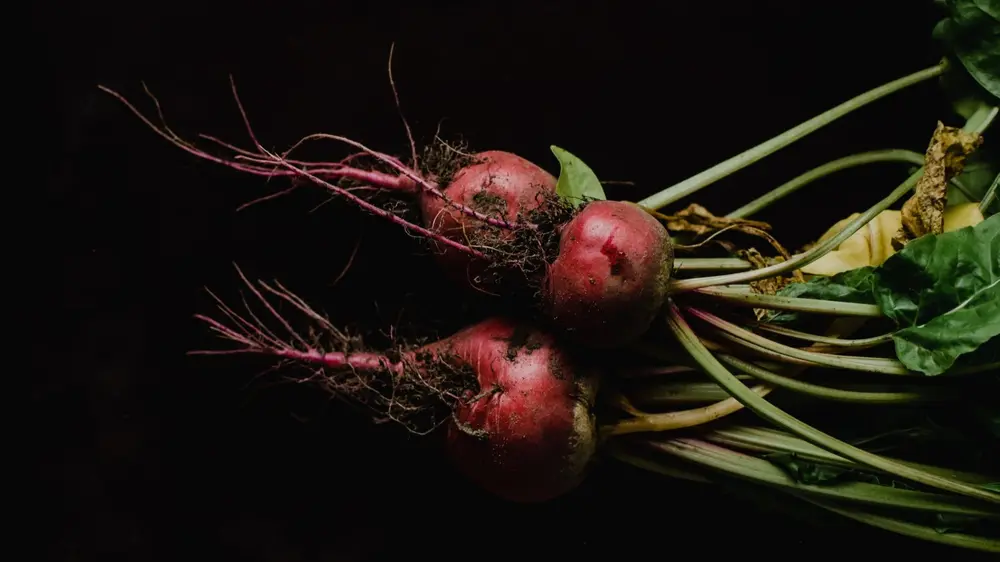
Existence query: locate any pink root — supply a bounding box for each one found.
[98,78,525,233]
[98,82,487,259]
[190,263,471,436]
[97,84,409,189]
[190,263,403,376]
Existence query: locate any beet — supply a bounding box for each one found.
[190,270,600,503]
[418,150,558,290]
[542,200,674,348]
[425,317,599,502]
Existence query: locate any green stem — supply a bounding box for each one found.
[717,353,943,404]
[611,441,1000,552]
[636,64,947,210]
[693,286,883,317]
[674,258,766,272]
[753,323,894,349]
[794,496,1000,553]
[647,437,996,517]
[727,149,924,219]
[980,172,999,215]
[974,105,999,135]
[629,378,756,405]
[671,109,992,292]
[690,307,914,375]
[702,425,996,485]
[662,300,1000,504]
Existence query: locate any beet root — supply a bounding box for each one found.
[542,200,674,348]
[192,268,600,503]
[420,317,600,503]
[418,150,558,290]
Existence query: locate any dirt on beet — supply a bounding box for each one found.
[469,191,579,298]
[308,339,481,436]
[504,323,546,361]
[417,137,479,186]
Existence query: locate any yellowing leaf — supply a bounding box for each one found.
[803,203,985,276]
[893,122,983,248]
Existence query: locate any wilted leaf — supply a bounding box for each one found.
[657,203,772,237]
[894,122,983,249]
[802,204,985,276]
[736,248,800,320]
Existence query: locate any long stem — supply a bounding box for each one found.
[693,286,883,317]
[753,323,893,349]
[702,425,996,485]
[672,108,993,292]
[674,258,768,272]
[611,441,1000,552]
[716,353,942,404]
[689,308,914,375]
[636,63,946,210]
[726,149,924,219]
[795,496,1000,552]
[646,438,996,517]
[603,383,774,436]
[663,300,1000,504]
[627,381,736,405]
[981,172,999,215]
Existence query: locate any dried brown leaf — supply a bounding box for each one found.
[656,203,772,236]
[893,122,983,249]
[737,248,802,320]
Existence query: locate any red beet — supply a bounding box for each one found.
[542,200,674,348]
[418,150,558,289]
[424,317,599,503]
[192,270,600,503]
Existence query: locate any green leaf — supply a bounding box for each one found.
[550,145,606,207]
[776,215,1000,375]
[874,214,1000,374]
[933,0,1000,101]
[985,482,1000,492]
[767,267,877,324]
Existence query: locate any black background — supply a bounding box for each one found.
[40,1,987,560]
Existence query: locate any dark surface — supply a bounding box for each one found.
[39,1,987,560]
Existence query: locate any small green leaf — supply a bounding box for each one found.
[775,215,1000,375]
[984,482,1000,492]
[933,0,1000,101]
[550,145,606,207]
